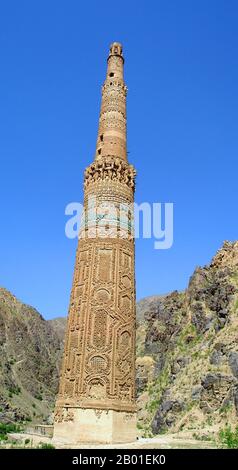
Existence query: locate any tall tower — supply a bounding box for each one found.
[53,43,137,444]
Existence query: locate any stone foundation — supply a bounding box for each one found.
[53,408,137,444]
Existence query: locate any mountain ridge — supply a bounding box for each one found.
[0,240,237,437]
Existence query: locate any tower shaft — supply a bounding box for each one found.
[53,43,137,444]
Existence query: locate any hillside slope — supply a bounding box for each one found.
[136,241,238,435]
[0,289,64,423]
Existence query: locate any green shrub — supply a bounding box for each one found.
[37,443,55,449]
[219,403,232,415]
[35,394,43,401]
[206,416,213,426]
[0,422,22,440]
[147,398,160,413]
[8,386,21,396]
[25,416,32,422]
[219,426,238,449]
[24,438,30,445]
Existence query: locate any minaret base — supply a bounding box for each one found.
[53,408,137,445]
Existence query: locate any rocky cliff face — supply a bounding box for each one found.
[0,241,237,435]
[0,289,65,424]
[136,241,238,435]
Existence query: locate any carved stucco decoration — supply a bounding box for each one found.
[55,43,137,419]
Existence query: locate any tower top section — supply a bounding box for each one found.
[108,42,124,62]
[106,41,124,80]
[94,42,128,162]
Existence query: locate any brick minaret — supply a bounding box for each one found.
[53,43,137,444]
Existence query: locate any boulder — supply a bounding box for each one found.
[229,352,238,379]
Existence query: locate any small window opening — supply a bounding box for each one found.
[100,134,103,142]
[109,72,114,77]
[98,149,101,155]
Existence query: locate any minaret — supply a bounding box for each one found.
[53,43,137,444]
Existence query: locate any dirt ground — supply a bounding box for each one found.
[8,431,216,449]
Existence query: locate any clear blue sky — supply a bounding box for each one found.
[0,1,237,319]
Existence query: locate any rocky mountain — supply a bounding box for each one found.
[0,289,64,424]
[136,240,238,435]
[0,241,237,437]
[48,317,67,343]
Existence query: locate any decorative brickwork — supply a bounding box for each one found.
[54,42,137,443]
